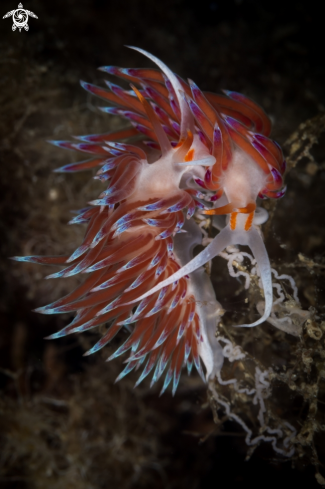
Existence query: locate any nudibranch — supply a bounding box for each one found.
[13,47,286,394]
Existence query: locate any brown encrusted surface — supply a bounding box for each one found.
[0,1,324,488]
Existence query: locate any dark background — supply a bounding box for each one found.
[0,1,324,488]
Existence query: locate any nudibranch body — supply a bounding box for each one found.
[14,47,286,394]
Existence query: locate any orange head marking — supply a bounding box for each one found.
[203,202,256,231]
[203,203,235,216]
[230,212,237,230]
[185,148,195,162]
[244,212,254,231]
[174,130,194,161]
[237,203,256,214]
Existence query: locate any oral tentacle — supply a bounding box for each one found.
[127,223,272,329]
[127,46,195,139]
